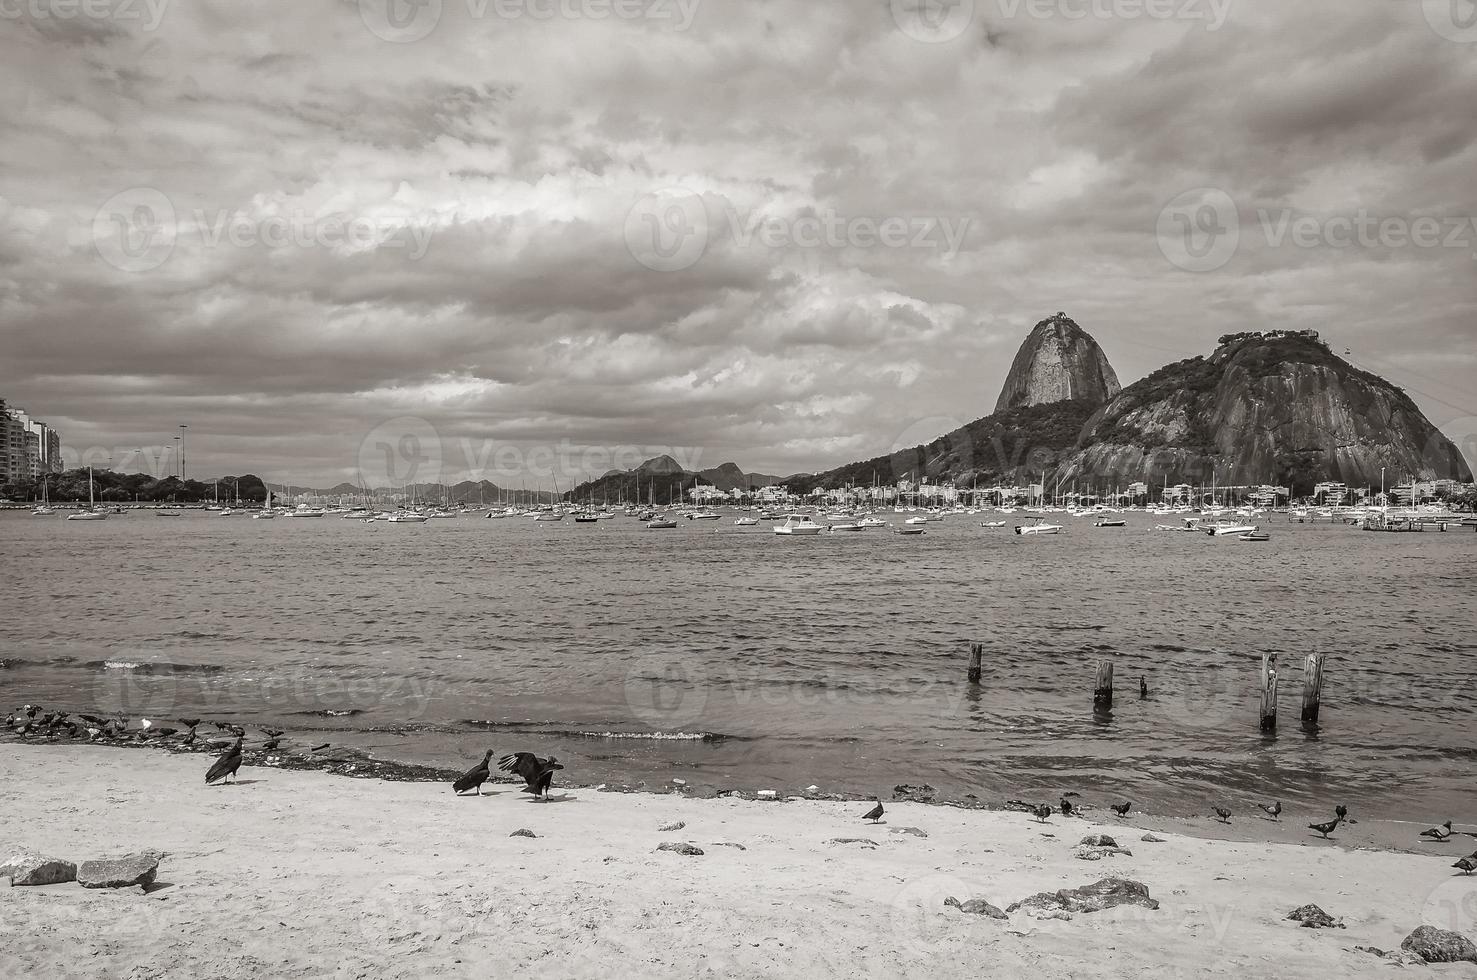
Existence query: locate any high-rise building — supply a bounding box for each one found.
[0,401,64,482]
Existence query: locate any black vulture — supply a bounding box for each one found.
[1214,807,1232,824]
[862,801,883,823]
[453,750,496,795]
[1111,802,1131,817]
[205,736,243,785]
[498,752,563,800]
[1258,801,1281,820]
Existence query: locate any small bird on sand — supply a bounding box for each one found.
[1111,802,1131,817]
[453,749,496,796]
[1309,818,1340,839]
[862,801,884,824]
[1214,807,1232,824]
[1259,802,1282,820]
[1060,797,1075,817]
[1139,677,1148,699]
[1033,803,1052,823]
[261,730,282,751]
[1452,856,1477,875]
[498,752,564,800]
[1420,820,1454,842]
[205,736,243,785]
[1335,805,1348,821]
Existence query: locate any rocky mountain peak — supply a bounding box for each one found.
[995,313,1121,413]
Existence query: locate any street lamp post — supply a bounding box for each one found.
[178,424,188,482]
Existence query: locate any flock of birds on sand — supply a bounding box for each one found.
[8,703,1477,871]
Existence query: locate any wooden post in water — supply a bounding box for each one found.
[1300,654,1324,725]
[1093,661,1114,711]
[967,643,984,685]
[1259,652,1278,733]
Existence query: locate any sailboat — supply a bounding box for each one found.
[253,489,278,519]
[66,467,108,520]
[32,478,53,515]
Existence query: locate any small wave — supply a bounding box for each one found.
[289,709,366,718]
[576,730,722,742]
[85,660,226,674]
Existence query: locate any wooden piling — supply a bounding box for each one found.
[967,643,983,685]
[1259,652,1278,733]
[1093,660,1114,711]
[1300,654,1324,725]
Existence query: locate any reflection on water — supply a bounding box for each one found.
[2,511,1474,818]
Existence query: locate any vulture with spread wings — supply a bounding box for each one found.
[498,752,564,800]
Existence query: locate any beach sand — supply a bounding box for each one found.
[2,744,1473,979]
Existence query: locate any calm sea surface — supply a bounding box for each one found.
[2,511,1474,819]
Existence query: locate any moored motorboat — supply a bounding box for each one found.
[773,515,824,535]
[1015,521,1063,535]
[1238,531,1270,542]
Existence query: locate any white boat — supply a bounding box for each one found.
[734,516,759,526]
[284,504,325,518]
[829,522,864,532]
[66,467,108,520]
[1238,531,1270,542]
[905,516,930,526]
[385,511,429,523]
[646,518,678,529]
[981,520,1006,528]
[252,510,277,520]
[1095,519,1127,528]
[1014,521,1063,535]
[690,510,721,521]
[534,511,564,522]
[774,516,824,535]
[1206,522,1258,536]
[896,524,925,535]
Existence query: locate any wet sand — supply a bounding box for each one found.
[4,744,1475,978]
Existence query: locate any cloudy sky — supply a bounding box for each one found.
[2,0,1475,488]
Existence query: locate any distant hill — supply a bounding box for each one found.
[566,457,790,504]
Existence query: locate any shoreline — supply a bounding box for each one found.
[5,743,1476,978]
[0,732,1463,857]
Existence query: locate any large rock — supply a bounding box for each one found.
[945,896,1008,920]
[1286,904,1343,929]
[656,842,704,857]
[1007,877,1159,915]
[77,851,163,889]
[1401,925,1477,964]
[1,853,77,886]
[1059,330,1471,490]
[995,313,1121,413]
